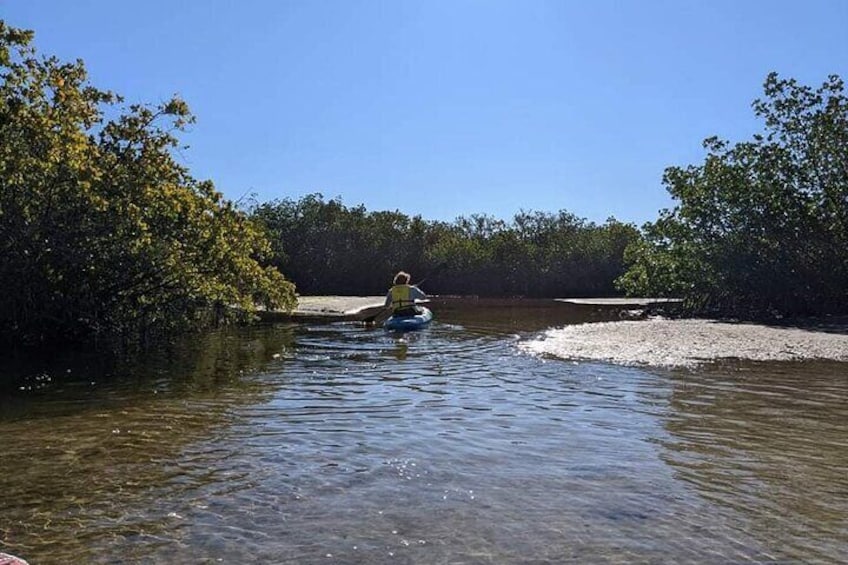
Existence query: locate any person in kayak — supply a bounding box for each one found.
[385,271,427,317]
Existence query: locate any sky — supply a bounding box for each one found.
[3,0,847,225]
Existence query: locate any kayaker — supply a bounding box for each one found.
[385,271,426,317]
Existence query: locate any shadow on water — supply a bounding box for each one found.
[0,325,297,562]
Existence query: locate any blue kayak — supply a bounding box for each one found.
[383,307,433,331]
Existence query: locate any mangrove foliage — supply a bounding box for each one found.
[250,195,640,297]
[617,73,848,317]
[0,22,296,346]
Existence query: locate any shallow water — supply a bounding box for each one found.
[1,301,846,563]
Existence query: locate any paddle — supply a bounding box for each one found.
[410,261,448,290]
[365,306,393,327]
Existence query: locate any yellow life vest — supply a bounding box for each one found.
[390,284,415,311]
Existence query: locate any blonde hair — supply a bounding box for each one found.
[393,271,411,285]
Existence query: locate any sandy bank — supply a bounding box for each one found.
[521,318,848,368]
[256,296,386,322]
[293,296,385,315]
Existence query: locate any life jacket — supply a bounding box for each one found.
[390,284,416,312]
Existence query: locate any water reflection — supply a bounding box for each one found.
[0,325,296,562]
[390,340,408,361]
[0,307,846,563]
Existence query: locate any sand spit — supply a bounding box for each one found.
[521,318,848,368]
[256,296,386,322]
[293,296,384,316]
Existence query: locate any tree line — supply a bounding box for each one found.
[250,195,639,297]
[2,19,845,348]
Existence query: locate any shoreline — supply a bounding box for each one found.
[260,295,848,367]
[260,295,683,323]
[522,317,848,368]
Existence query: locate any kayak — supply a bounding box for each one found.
[384,307,433,331]
[383,307,433,331]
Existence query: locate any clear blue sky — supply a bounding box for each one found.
[4,1,847,225]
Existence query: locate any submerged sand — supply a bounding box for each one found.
[521,318,848,368]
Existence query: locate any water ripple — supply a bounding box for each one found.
[1,318,846,563]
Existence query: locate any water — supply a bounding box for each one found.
[1,301,846,563]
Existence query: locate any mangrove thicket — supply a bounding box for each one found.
[0,22,296,347]
[250,195,640,298]
[617,73,848,317]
